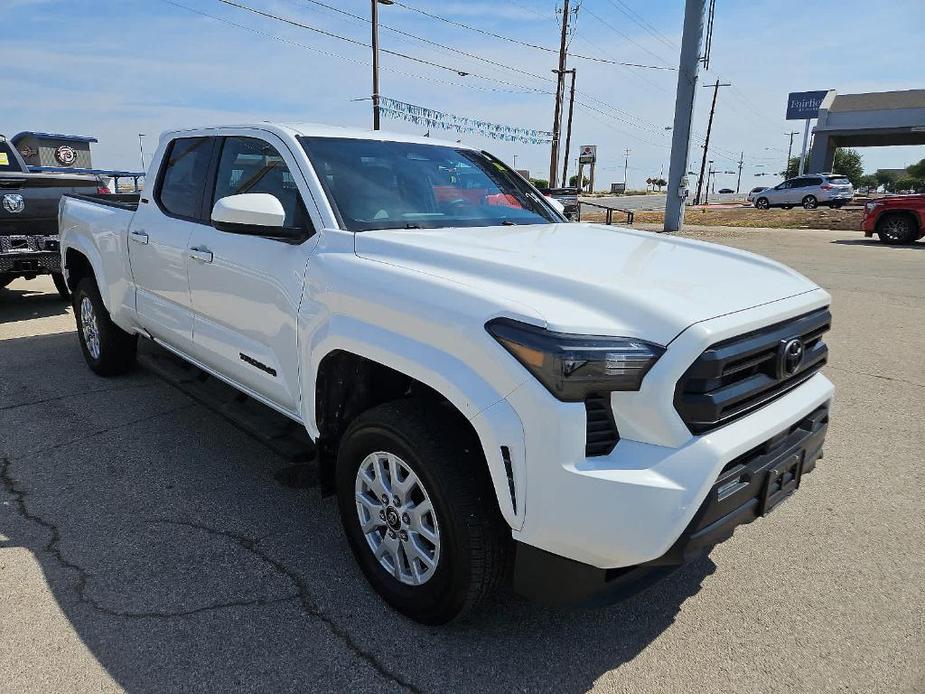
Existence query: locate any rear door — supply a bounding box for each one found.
[185,134,318,415]
[128,136,216,353]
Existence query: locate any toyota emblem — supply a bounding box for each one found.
[2,193,25,214]
[778,338,804,378]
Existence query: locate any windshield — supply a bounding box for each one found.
[299,137,561,231]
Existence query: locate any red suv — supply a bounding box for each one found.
[862,195,925,244]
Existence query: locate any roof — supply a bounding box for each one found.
[829,90,925,113]
[159,122,471,150]
[12,131,98,144]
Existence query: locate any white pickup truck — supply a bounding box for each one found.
[59,123,833,624]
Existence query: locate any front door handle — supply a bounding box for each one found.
[188,246,213,263]
[129,230,149,244]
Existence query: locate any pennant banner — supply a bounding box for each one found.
[379,97,553,145]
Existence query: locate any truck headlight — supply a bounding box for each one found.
[486,318,664,401]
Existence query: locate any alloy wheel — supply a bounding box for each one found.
[354,451,441,586]
[80,296,101,359]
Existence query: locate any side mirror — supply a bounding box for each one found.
[211,193,291,236]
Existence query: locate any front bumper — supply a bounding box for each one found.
[514,403,830,606]
[0,235,61,275]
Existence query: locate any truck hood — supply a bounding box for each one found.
[354,223,820,345]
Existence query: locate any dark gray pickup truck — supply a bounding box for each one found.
[1,135,103,297]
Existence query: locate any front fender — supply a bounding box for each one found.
[304,314,528,530]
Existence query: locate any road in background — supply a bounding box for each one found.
[581,192,746,214]
[1,229,923,693]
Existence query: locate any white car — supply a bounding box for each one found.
[59,123,834,623]
[753,174,854,209]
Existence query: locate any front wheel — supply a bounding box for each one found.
[802,195,818,209]
[336,400,510,624]
[876,213,918,245]
[73,277,137,376]
[51,272,70,300]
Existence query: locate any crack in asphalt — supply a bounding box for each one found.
[826,364,925,389]
[158,519,423,694]
[0,380,162,413]
[13,402,197,460]
[0,448,421,692]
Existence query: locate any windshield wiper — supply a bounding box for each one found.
[500,220,516,226]
[404,222,422,229]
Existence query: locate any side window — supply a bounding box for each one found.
[212,137,310,231]
[808,177,823,186]
[157,137,213,220]
[776,181,791,190]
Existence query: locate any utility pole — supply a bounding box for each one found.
[693,79,731,205]
[664,0,707,232]
[548,0,570,188]
[560,68,577,188]
[371,0,394,130]
[623,148,631,189]
[785,130,799,177]
[137,133,146,172]
[735,151,744,193]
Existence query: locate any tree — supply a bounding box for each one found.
[858,174,879,191]
[655,177,667,191]
[892,176,921,193]
[875,169,898,188]
[530,178,549,189]
[785,148,863,185]
[906,158,925,181]
[568,174,589,188]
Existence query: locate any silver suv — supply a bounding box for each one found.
[753,174,854,210]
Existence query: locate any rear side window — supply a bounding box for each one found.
[0,141,24,172]
[807,177,823,186]
[212,136,310,230]
[157,137,213,220]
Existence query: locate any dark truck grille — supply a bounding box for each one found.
[585,393,619,456]
[675,308,830,434]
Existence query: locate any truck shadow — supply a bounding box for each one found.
[0,331,714,694]
[830,238,925,250]
[0,283,70,323]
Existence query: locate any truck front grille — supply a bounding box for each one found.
[674,308,830,434]
[585,393,619,456]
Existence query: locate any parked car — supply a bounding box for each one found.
[0,134,106,296]
[753,174,854,210]
[59,123,834,624]
[538,186,579,219]
[861,194,925,244]
[746,186,767,204]
[718,188,734,194]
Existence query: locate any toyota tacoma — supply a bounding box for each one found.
[58,124,833,624]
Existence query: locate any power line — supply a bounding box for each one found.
[580,6,674,69]
[214,0,551,91]
[389,0,675,70]
[158,0,546,95]
[604,0,679,51]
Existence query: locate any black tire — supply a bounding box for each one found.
[802,195,818,209]
[51,272,70,300]
[336,399,510,624]
[831,201,845,209]
[73,277,137,376]
[876,213,918,245]
[755,197,770,210]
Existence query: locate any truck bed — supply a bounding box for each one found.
[62,192,141,211]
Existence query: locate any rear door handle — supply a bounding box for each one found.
[188,246,213,263]
[129,230,149,244]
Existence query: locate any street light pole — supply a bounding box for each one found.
[785,130,799,177]
[548,0,570,188]
[371,0,393,130]
[623,148,631,189]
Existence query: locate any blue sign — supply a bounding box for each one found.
[786,90,829,120]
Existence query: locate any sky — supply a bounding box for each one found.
[3,0,923,193]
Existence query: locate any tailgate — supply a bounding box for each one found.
[0,172,100,236]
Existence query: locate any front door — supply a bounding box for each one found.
[128,136,215,352]
[186,135,318,415]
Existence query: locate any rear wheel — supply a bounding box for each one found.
[336,399,510,624]
[802,195,818,209]
[755,197,770,210]
[73,277,137,376]
[51,272,70,300]
[876,213,918,245]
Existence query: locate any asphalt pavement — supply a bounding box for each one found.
[1,227,923,693]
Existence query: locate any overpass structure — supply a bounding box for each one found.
[809,89,925,173]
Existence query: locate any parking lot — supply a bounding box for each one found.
[1,226,923,693]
